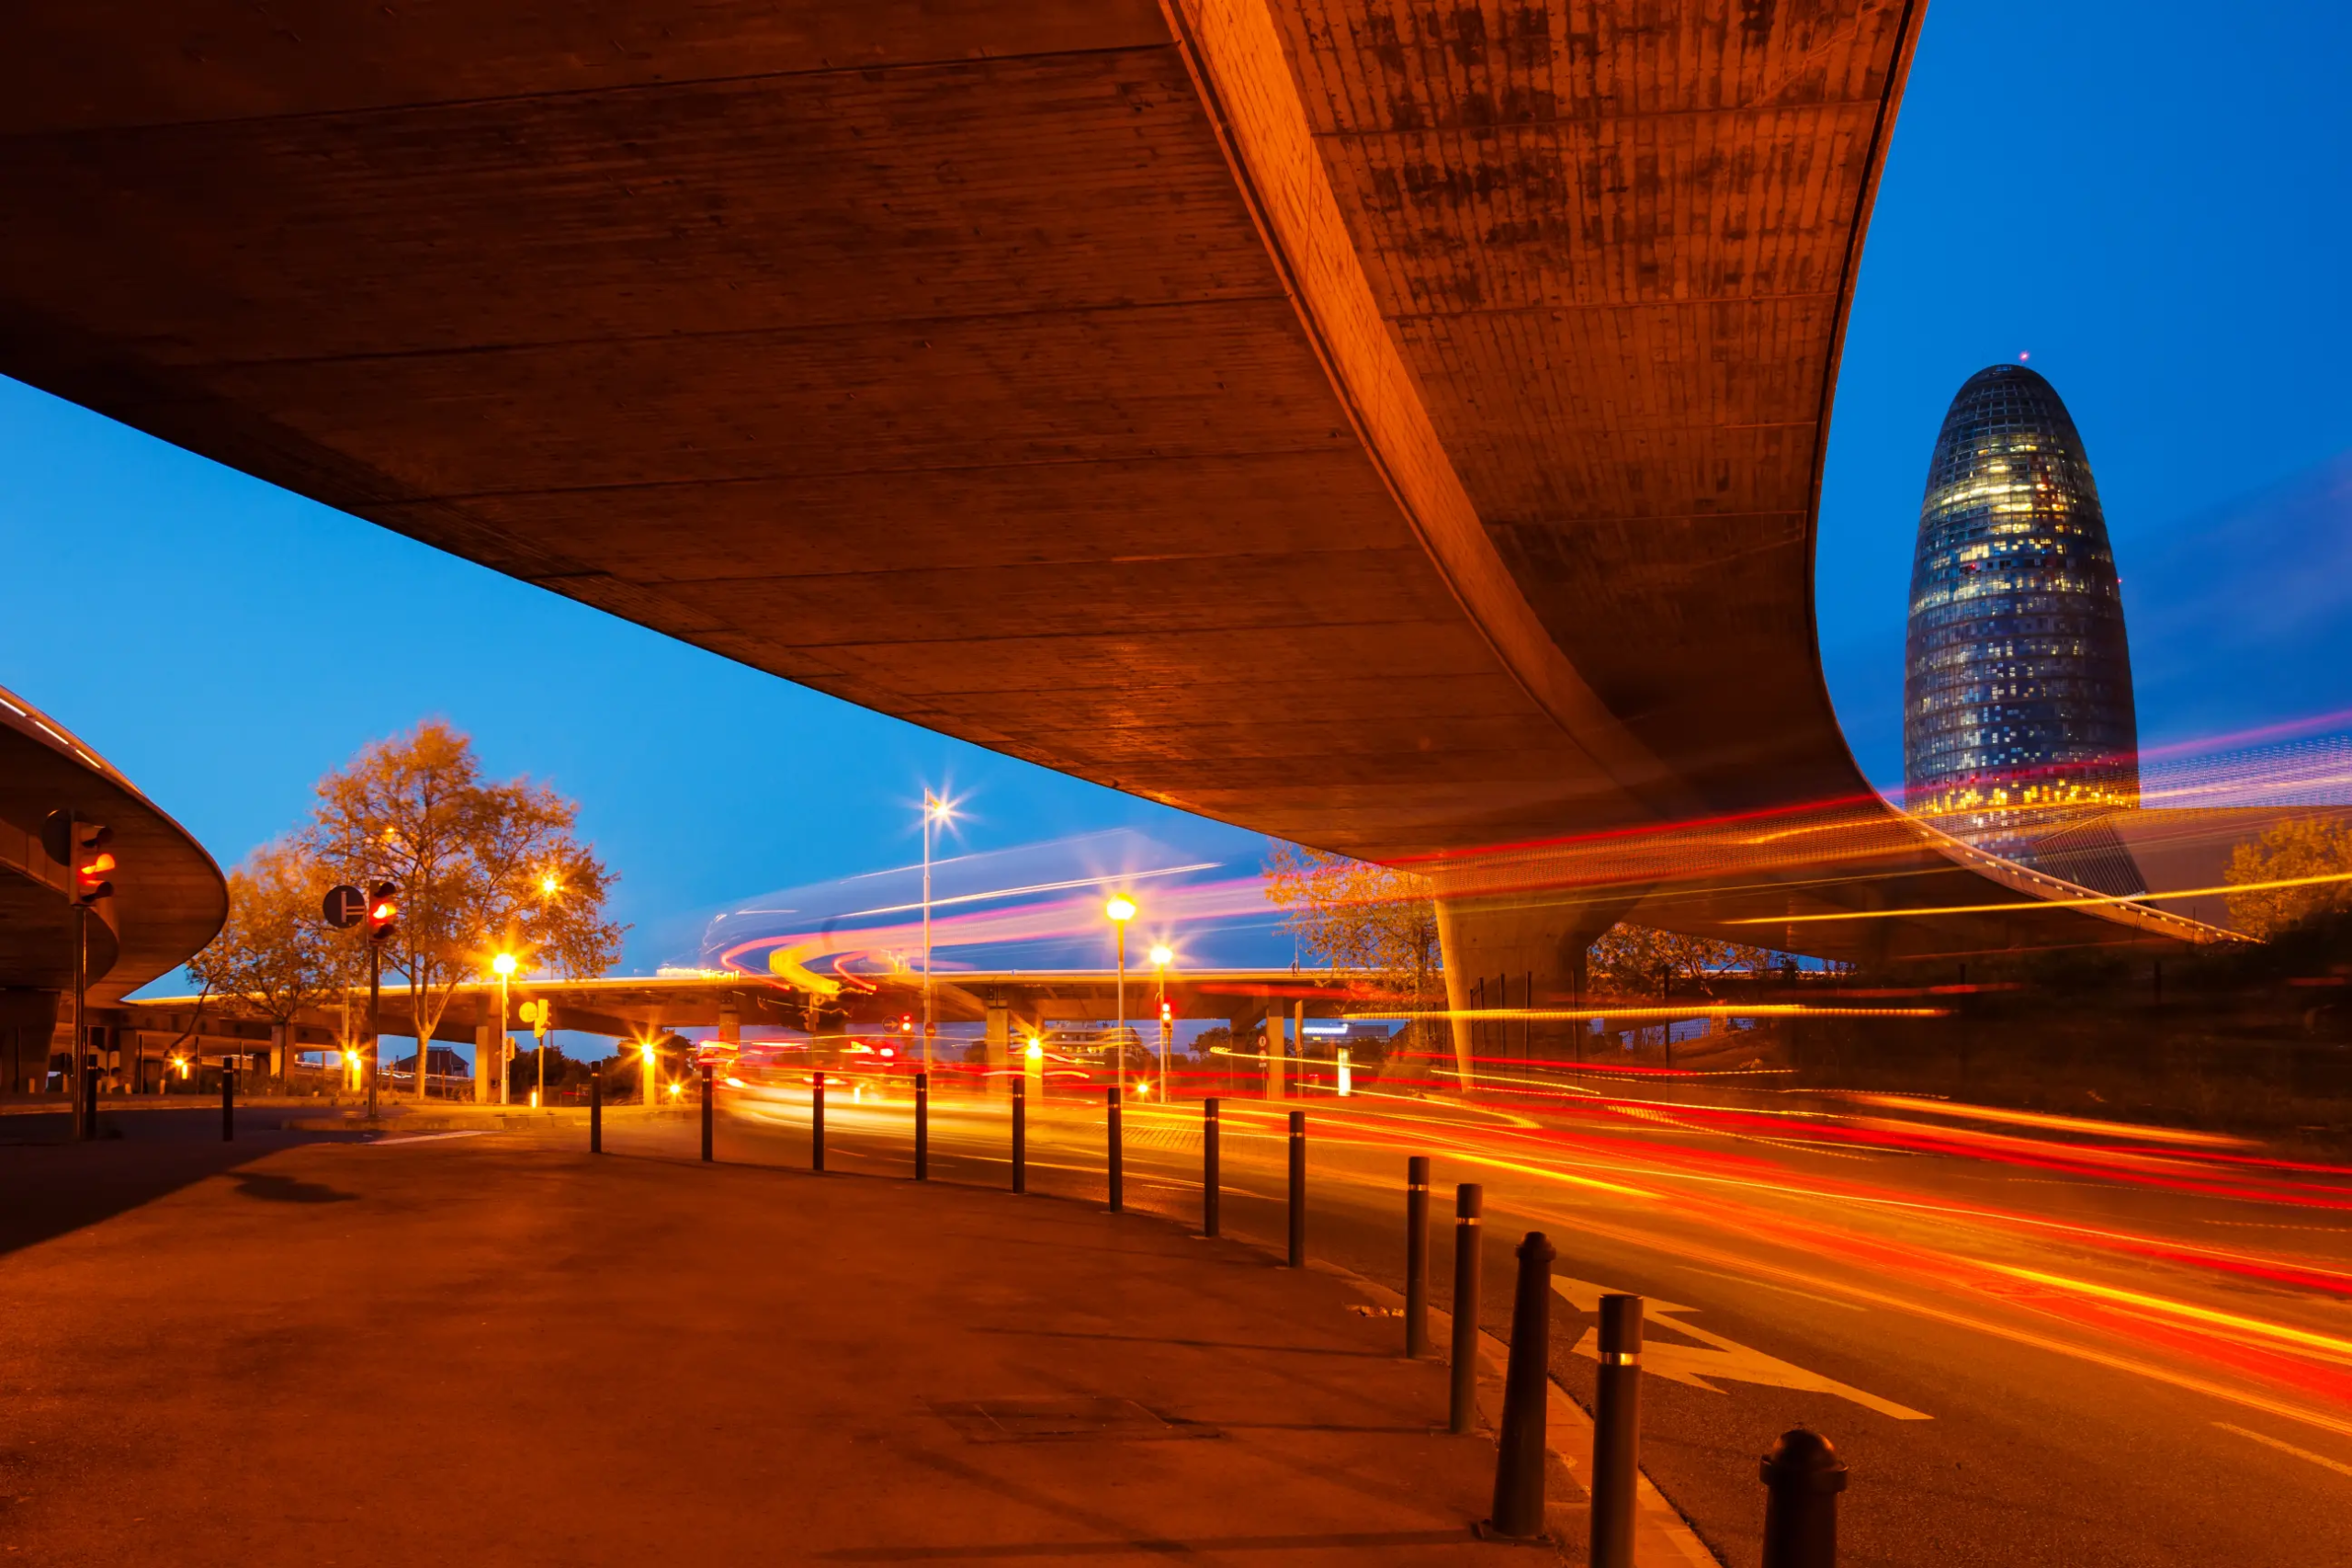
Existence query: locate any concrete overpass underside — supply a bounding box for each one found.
[0,2,2219,1055]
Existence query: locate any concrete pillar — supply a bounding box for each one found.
[1293,999,1306,1096]
[984,999,1010,1092]
[474,1022,498,1105]
[643,1028,661,1107]
[268,1023,288,1084]
[1262,1011,1284,1100]
[718,1006,741,1045]
[1435,891,1644,1094]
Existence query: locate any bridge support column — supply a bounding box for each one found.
[1435,893,1645,1093]
[1262,1011,1285,1100]
[718,1006,741,1046]
[474,1021,498,1106]
[985,999,1010,1093]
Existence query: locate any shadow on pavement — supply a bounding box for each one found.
[0,1106,357,1258]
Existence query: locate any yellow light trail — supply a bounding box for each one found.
[1729,867,2352,925]
[1983,1265,2352,1363]
[1834,1092,2254,1148]
[1344,1004,1951,1021]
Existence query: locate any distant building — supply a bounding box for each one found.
[1903,365,2143,894]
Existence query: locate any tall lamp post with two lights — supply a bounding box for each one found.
[1149,943,1173,1099]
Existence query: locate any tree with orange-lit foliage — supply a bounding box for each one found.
[1261,842,1442,1055]
[305,720,625,1099]
[2225,815,2352,939]
[188,837,344,1084]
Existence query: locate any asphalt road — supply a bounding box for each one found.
[600,1068,2352,1568]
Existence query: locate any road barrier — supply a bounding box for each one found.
[1487,1230,1557,1540]
[1107,1086,1123,1213]
[1405,1156,1430,1358]
[590,1077,602,1153]
[1287,1111,1306,1268]
[1203,1098,1221,1236]
[915,1070,930,1181]
[1449,1183,1483,1434]
[85,1055,101,1142]
[1589,1293,1645,1568]
[220,1061,233,1143]
[1761,1428,1845,1568]
[810,1070,825,1172]
[1011,1076,1026,1193]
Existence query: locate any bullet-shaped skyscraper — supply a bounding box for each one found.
[1904,364,2143,894]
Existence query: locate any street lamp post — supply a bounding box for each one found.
[537,873,560,1108]
[1149,943,1173,1100]
[921,793,951,1076]
[1104,896,1136,1098]
[492,952,516,1107]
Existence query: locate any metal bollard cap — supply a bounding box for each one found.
[1516,1231,1556,1265]
[1760,1428,1848,1494]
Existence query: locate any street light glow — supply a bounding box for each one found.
[1148,943,1173,967]
[540,874,560,896]
[1104,895,1136,923]
[492,953,517,976]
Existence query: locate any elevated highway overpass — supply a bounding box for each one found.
[1,3,2222,1075]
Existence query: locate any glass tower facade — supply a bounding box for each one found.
[1903,365,2141,884]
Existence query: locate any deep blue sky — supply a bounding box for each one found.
[3,0,2347,987]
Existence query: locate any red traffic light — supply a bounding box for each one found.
[1159,999,1173,1024]
[364,881,401,945]
[40,812,114,906]
[899,1014,914,1034]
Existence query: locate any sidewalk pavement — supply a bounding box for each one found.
[0,1136,1613,1565]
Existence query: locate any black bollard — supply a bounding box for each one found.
[1405,1156,1431,1358]
[1012,1074,1027,1193]
[1286,1110,1306,1268]
[220,1061,234,1143]
[810,1069,826,1172]
[1589,1293,1645,1568]
[1760,1428,1846,1568]
[1107,1085,1124,1213]
[915,1069,930,1181]
[1448,1183,1483,1434]
[700,1064,714,1162]
[1487,1231,1557,1540]
[590,1074,603,1154]
[1202,1097,1221,1236]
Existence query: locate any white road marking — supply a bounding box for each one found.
[1555,1274,1930,1420]
[2216,1421,2352,1479]
[368,1131,494,1146]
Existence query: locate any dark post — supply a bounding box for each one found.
[220,1058,234,1142]
[1106,1085,1124,1213]
[915,1069,930,1180]
[1449,1183,1484,1434]
[590,1074,603,1154]
[1405,1156,1431,1358]
[1487,1231,1558,1540]
[1759,1428,1846,1568]
[1202,1098,1221,1236]
[1011,1074,1027,1193]
[810,1068,826,1172]
[1286,1110,1306,1268]
[699,1064,714,1162]
[365,943,381,1121]
[1589,1293,1645,1568]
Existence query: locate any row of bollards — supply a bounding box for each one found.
[624,1076,1842,1562]
[1402,1164,1844,1565]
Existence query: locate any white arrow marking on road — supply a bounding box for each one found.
[1555,1274,1931,1420]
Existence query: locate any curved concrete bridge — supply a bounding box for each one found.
[0,3,2214,1046]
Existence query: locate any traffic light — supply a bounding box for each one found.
[40,812,114,906]
[1159,998,1173,1028]
[365,882,400,945]
[899,1014,914,1036]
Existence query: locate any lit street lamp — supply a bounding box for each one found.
[492,952,516,1107]
[1149,942,1173,1099]
[1104,896,1136,1096]
[921,792,954,1075]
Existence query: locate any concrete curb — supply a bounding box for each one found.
[1307,1258,1721,1568]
